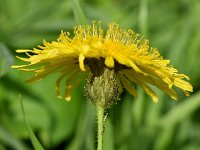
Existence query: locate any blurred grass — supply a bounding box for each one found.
[20,95,45,150]
[1,0,200,150]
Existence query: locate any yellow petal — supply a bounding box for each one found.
[105,56,114,68]
[79,54,86,71]
[174,78,193,92]
[56,69,70,98]
[128,60,147,75]
[65,85,72,101]
[141,84,158,103]
[123,69,177,100]
[11,64,32,69]
[120,74,137,97]
[16,56,30,62]
[116,75,123,93]
[149,76,177,100]
[64,70,80,102]
[121,70,158,102]
[16,49,33,53]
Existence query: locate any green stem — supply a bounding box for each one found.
[96,105,104,150]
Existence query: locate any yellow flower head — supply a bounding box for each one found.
[12,21,193,103]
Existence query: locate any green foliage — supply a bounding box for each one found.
[72,0,88,24]
[20,95,45,150]
[0,43,14,77]
[0,0,200,149]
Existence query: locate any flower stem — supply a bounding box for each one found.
[96,105,104,150]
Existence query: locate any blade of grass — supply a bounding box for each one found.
[138,0,148,36]
[159,91,200,128]
[0,125,28,150]
[20,95,45,150]
[103,119,114,150]
[154,125,174,150]
[71,0,87,24]
[132,87,145,127]
[0,42,14,77]
[154,92,200,150]
[67,102,94,150]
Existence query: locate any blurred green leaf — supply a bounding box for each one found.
[71,0,87,24]
[4,62,83,148]
[0,125,28,150]
[0,42,14,77]
[20,95,45,150]
[139,0,148,36]
[132,87,145,127]
[159,92,200,128]
[103,119,114,150]
[67,103,94,150]
[154,125,174,150]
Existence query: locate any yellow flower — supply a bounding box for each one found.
[12,21,193,102]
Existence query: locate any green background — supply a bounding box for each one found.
[0,0,200,149]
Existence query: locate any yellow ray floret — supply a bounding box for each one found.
[12,21,193,102]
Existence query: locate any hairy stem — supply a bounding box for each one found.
[96,105,104,150]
